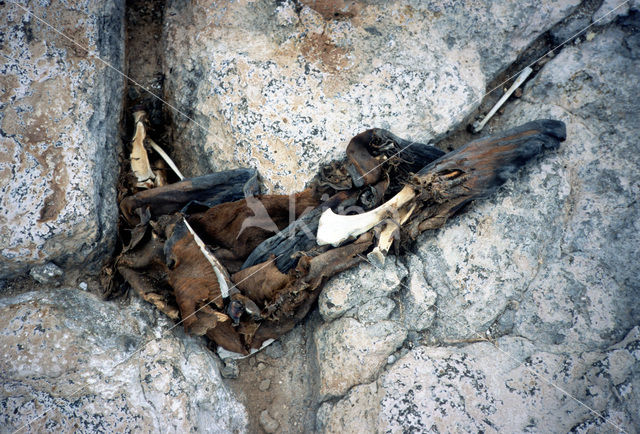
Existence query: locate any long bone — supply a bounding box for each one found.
[316,184,416,247]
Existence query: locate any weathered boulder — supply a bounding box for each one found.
[318,256,406,322]
[0,288,247,432]
[162,0,579,192]
[0,1,124,279]
[314,316,406,399]
[413,24,640,352]
[318,329,640,432]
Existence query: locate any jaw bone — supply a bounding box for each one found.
[316,184,416,247]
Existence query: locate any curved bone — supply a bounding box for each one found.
[130,111,156,188]
[148,137,185,181]
[316,184,416,246]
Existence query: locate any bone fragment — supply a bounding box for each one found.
[217,338,276,360]
[471,67,532,133]
[131,111,156,188]
[183,218,232,299]
[367,202,416,266]
[316,184,416,247]
[148,137,185,181]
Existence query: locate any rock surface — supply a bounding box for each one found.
[318,257,406,322]
[3,1,638,432]
[0,288,247,432]
[318,329,640,432]
[415,24,640,352]
[315,17,640,433]
[315,317,407,399]
[162,0,579,192]
[0,1,124,279]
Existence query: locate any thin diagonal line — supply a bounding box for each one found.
[6,0,631,431]
[356,0,631,183]
[7,0,214,137]
[13,251,285,433]
[356,254,627,433]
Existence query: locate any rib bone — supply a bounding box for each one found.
[148,137,185,181]
[183,218,232,299]
[471,66,532,133]
[316,184,416,246]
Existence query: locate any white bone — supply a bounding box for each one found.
[130,111,156,188]
[148,137,185,181]
[472,66,532,133]
[316,185,416,247]
[367,202,416,266]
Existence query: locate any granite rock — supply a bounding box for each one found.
[0,288,247,432]
[28,262,64,286]
[319,329,640,432]
[317,21,640,433]
[314,316,407,398]
[413,25,640,352]
[401,255,437,333]
[0,1,124,279]
[161,0,579,192]
[318,257,406,322]
[592,0,640,25]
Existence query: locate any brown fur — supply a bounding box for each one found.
[188,188,320,260]
[231,256,291,307]
[165,229,224,330]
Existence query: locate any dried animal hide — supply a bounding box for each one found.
[116,115,565,356]
[120,169,259,226]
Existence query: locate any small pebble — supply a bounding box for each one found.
[259,410,279,434]
[29,262,64,285]
[79,282,88,291]
[387,355,396,365]
[259,378,271,391]
[221,358,239,379]
[257,362,266,371]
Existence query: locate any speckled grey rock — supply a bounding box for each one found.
[314,316,407,398]
[0,288,247,432]
[592,0,639,25]
[401,255,437,333]
[0,1,124,279]
[259,409,279,434]
[162,0,579,193]
[413,25,640,352]
[316,20,640,432]
[357,297,396,324]
[318,329,640,432]
[318,257,407,322]
[28,262,64,286]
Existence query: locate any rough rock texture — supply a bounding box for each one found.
[318,329,640,432]
[315,17,640,433]
[228,317,321,433]
[415,24,640,352]
[162,0,579,192]
[318,257,406,322]
[0,1,124,279]
[0,288,247,432]
[315,317,407,399]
